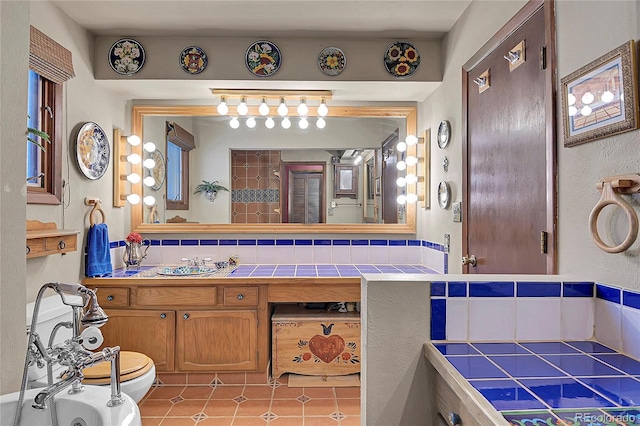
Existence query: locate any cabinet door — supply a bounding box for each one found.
[100,309,175,371]
[176,310,257,371]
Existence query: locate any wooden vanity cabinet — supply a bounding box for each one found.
[98,309,175,371]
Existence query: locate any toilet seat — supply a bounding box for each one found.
[81,351,154,385]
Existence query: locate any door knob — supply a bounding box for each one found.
[462,254,477,267]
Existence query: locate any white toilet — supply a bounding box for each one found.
[26,295,156,403]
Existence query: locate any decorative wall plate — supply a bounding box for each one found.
[437,120,451,149]
[384,41,420,78]
[108,38,145,76]
[318,46,346,76]
[245,40,281,77]
[179,46,208,74]
[75,122,110,180]
[149,149,165,191]
[437,181,451,210]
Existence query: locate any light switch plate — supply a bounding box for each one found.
[452,201,462,222]
[444,234,450,253]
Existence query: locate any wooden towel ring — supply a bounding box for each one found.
[89,201,106,226]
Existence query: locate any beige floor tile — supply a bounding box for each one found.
[270,399,304,417]
[234,399,272,417]
[180,385,214,399]
[210,385,245,399]
[203,399,239,417]
[138,399,174,417]
[165,399,207,417]
[242,385,274,399]
[303,399,338,416]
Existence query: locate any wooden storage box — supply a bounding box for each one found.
[271,304,360,378]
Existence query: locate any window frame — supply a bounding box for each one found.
[165,122,193,210]
[27,73,63,205]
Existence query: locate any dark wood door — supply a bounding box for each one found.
[463,2,556,274]
[288,171,323,223]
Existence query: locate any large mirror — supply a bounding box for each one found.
[130,105,417,234]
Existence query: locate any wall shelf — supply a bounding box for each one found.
[26,220,79,258]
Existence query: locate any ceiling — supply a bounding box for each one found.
[51,0,473,102]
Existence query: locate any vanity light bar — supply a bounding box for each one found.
[113,128,156,208]
[211,89,333,118]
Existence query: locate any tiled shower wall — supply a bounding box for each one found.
[230,149,281,223]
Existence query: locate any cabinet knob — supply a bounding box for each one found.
[237,293,244,300]
[160,313,166,319]
[58,240,66,250]
[107,295,114,301]
[448,412,461,426]
[183,313,190,320]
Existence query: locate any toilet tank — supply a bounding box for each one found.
[26,294,82,382]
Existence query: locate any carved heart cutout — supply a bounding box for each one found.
[309,334,345,363]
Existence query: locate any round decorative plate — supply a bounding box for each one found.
[438,181,451,210]
[437,120,451,149]
[318,46,346,76]
[149,149,165,191]
[179,46,208,74]
[384,41,420,78]
[75,122,110,180]
[108,38,145,76]
[245,40,281,77]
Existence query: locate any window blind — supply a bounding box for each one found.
[29,26,75,84]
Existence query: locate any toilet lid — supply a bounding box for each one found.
[81,351,154,385]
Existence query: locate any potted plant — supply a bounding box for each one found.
[27,122,50,151]
[194,180,229,202]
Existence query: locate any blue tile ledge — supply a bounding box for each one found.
[425,341,640,426]
[102,264,436,278]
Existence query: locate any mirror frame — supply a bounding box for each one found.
[130,105,417,234]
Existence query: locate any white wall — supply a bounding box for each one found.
[417,0,640,290]
[26,2,129,301]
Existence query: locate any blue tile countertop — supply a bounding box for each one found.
[431,341,640,425]
[103,264,435,278]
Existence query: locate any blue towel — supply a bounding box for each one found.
[85,223,113,277]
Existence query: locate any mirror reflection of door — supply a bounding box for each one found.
[282,163,325,224]
[382,130,400,223]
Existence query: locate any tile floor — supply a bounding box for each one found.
[139,372,361,425]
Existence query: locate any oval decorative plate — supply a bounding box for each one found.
[245,40,281,77]
[384,41,420,78]
[75,122,110,180]
[149,149,165,191]
[108,38,145,76]
[318,46,346,76]
[179,45,208,74]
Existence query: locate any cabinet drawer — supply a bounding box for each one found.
[223,286,258,306]
[45,234,77,253]
[96,288,129,307]
[26,238,46,257]
[136,287,217,307]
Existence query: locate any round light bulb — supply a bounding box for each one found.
[568,106,578,117]
[143,195,156,206]
[265,117,275,129]
[299,117,309,129]
[317,99,328,117]
[127,135,141,146]
[258,98,270,116]
[581,105,593,116]
[126,153,141,164]
[126,173,141,184]
[405,174,418,184]
[405,156,418,167]
[297,99,309,116]
[281,117,291,129]
[601,91,614,103]
[143,142,156,153]
[237,98,248,116]
[567,93,576,106]
[277,98,288,116]
[246,117,256,128]
[230,117,240,129]
[316,117,326,129]
[143,158,156,169]
[406,193,418,204]
[217,97,229,115]
[143,176,156,187]
[406,134,418,146]
[397,194,407,205]
[396,141,407,153]
[126,193,141,205]
[581,91,594,104]
[396,177,407,187]
[396,161,407,171]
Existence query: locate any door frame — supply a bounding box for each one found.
[461,0,558,274]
